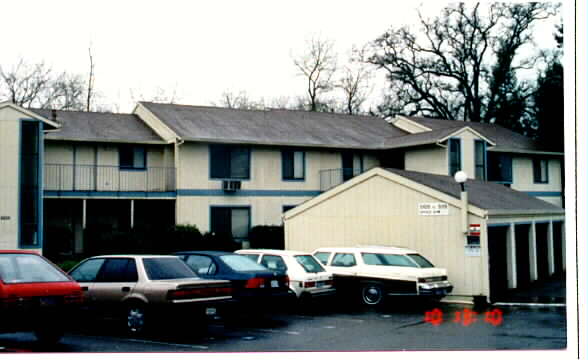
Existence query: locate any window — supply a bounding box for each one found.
[70,258,106,282]
[406,254,435,268]
[260,255,288,272]
[487,153,513,183]
[533,158,549,184]
[210,207,250,242]
[448,138,461,176]
[361,253,416,267]
[20,121,41,247]
[331,253,357,267]
[313,252,331,265]
[0,254,70,283]
[220,255,267,272]
[184,255,217,276]
[294,255,325,273]
[342,152,364,181]
[282,149,305,180]
[142,258,196,280]
[97,258,138,282]
[475,140,486,180]
[119,145,146,170]
[210,144,250,179]
[283,205,296,213]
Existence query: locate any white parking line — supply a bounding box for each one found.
[119,337,209,350]
[291,314,365,323]
[254,329,301,336]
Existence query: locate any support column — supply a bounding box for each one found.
[506,223,517,289]
[74,200,84,254]
[547,221,555,275]
[130,200,135,229]
[529,222,538,281]
[561,222,566,271]
[82,199,87,229]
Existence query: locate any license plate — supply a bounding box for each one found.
[271,280,279,288]
[205,307,217,316]
[315,281,325,288]
[39,297,58,307]
[434,289,446,295]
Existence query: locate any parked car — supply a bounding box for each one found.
[68,255,232,334]
[0,250,84,343]
[235,249,336,301]
[313,246,453,306]
[174,251,294,310]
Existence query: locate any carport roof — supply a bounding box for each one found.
[384,168,564,214]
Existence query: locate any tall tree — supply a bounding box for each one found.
[337,46,373,115]
[368,2,558,130]
[292,36,337,112]
[0,59,86,110]
[533,24,563,152]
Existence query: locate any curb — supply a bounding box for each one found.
[492,302,566,308]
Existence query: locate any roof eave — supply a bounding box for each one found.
[487,147,564,156]
[486,208,565,216]
[44,137,168,145]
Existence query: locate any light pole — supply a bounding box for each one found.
[454,171,468,234]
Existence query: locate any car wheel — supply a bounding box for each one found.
[125,302,148,334]
[361,282,384,306]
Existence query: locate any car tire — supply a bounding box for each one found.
[360,282,384,306]
[125,302,148,335]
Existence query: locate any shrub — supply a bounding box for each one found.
[248,225,284,249]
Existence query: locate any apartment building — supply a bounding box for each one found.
[0,101,564,256]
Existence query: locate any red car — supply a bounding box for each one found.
[0,250,83,343]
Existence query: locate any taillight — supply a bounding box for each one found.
[281,275,289,287]
[168,286,232,300]
[303,281,316,288]
[324,279,333,286]
[244,278,266,289]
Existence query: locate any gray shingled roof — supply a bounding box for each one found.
[32,109,164,143]
[140,102,409,149]
[384,168,564,213]
[381,127,464,149]
[402,116,553,153]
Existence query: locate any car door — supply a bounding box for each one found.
[91,258,139,313]
[69,258,107,305]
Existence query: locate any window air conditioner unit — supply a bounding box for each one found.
[222,180,241,192]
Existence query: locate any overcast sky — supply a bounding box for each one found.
[2,1,564,113]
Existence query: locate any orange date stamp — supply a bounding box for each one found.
[424,308,503,326]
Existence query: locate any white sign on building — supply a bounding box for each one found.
[418,202,449,216]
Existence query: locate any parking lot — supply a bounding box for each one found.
[0,301,567,353]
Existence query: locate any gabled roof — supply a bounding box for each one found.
[400,116,561,155]
[285,167,563,220]
[384,168,564,214]
[381,126,495,149]
[0,102,60,129]
[139,102,409,149]
[31,109,165,144]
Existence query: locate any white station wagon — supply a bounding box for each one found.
[235,249,336,301]
[313,246,453,306]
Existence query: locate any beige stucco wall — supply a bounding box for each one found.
[511,156,563,207]
[285,174,488,297]
[404,146,447,175]
[0,108,22,250]
[175,143,379,233]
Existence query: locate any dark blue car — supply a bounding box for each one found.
[174,251,294,310]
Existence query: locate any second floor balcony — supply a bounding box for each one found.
[44,164,176,194]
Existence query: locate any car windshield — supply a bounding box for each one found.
[406,254,435,268]
[220,255,268,272]
[294,255,325,273]
[143,258,198,280]
[361,253,418,267]
[0,254,70,283]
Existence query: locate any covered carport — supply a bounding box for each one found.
[284,168,566,304]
